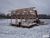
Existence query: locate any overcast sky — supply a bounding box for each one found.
[0,0,50,14]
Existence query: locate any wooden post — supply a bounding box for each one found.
[11,12,12,24]
[15,17,17,25]
[34,10,38,18]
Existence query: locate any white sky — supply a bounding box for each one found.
[0,0,50,14]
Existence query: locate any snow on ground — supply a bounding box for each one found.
[0,19,50,38]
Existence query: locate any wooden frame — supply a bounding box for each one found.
[11,7,38,27]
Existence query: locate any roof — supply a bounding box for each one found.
[11,7,37,19]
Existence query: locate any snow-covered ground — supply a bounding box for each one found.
[0,19,50,38]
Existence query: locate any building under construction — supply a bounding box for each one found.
[11,7,40,28]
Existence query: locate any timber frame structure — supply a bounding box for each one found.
[11,7,39,28]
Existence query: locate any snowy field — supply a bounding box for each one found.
[0,19,50,38]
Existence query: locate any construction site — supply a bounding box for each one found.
[10,7,41,28]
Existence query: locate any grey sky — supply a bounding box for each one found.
[0,0,50,14]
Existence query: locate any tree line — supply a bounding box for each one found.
[0,13,50,19]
